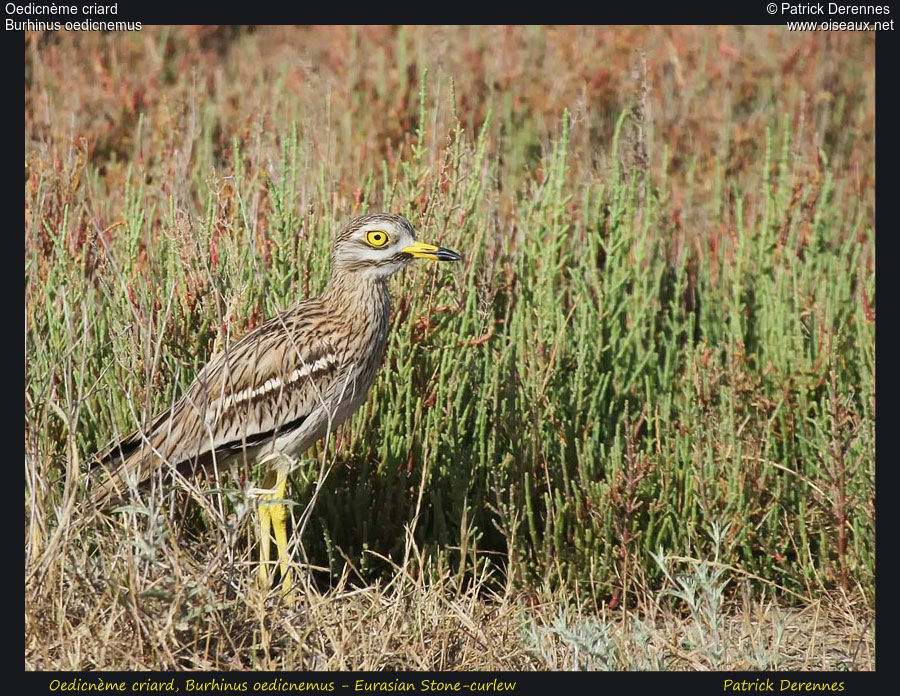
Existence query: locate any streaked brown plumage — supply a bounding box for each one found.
[88,213,461,544]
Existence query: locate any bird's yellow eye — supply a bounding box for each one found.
[365,230,389,247]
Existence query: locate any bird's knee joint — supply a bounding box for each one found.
[269,503,288,524]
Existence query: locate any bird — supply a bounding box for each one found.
[88,212,462,593]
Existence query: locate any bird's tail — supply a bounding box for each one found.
[87,411,174,509]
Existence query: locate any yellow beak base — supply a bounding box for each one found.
[400,241,462,262]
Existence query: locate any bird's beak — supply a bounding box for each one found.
[400,241,462,262]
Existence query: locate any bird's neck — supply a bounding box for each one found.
[321,270,391,328]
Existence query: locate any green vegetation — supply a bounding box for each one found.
[25,27,874,670]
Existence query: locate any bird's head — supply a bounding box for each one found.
[330,213,461,280]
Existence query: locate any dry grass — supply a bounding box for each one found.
[26,507,873,670]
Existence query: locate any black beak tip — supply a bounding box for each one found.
[436,247,462,262]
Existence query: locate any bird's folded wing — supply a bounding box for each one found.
[183,324,342,457]
[90,314,342,505]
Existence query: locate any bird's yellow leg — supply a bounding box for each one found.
[269,471,292,597]
[257,473,275,588]
[257,450,317,596]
